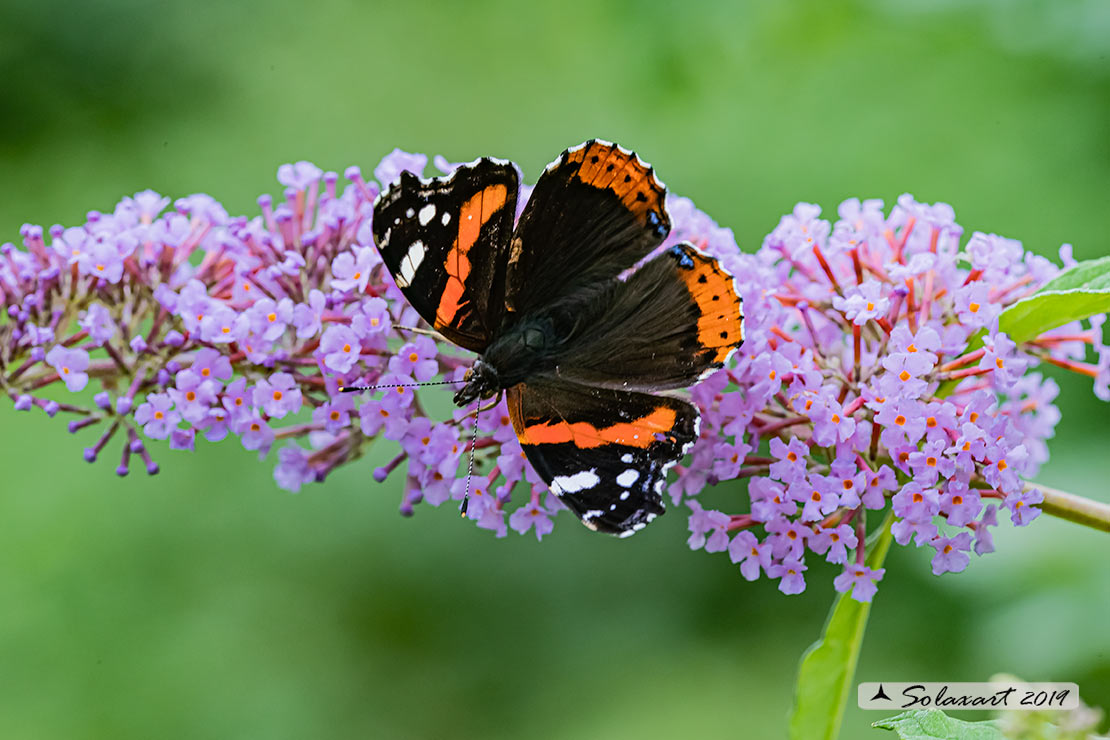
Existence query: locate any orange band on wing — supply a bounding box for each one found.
[675,246,743,362]
[519,406,677,449]
[565,141,665,226]
[434,184,508,329]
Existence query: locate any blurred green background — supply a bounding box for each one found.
[1,0,1109,737]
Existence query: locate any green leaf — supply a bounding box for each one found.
[998,255,1110,344]
[788,511,895,740]
[935,255,1110,398]
[872,709,1005,740]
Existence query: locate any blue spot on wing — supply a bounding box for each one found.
[668,244,695,269]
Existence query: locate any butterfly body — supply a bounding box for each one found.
[372,141,744,536]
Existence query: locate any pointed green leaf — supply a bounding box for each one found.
[935,255,1110,398]
[997,255,1110,344]
[872,709,1005,740]
[788,511,894,740]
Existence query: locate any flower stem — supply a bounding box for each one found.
[1030,482,1110,533]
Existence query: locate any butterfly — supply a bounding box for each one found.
[370,140,743,536]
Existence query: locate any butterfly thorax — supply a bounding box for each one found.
[452,316,560,407]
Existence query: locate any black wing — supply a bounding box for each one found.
[549,242,744,392]
[371,159,519,353]
[506,378,699,537]
[505,140,671,316]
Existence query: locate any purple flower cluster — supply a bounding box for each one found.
[3,151,1105,601]
[675,196,1108,601]
[1,152,472,490]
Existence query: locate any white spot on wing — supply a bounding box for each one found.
[619,491,630,501]
[395,240,425,288]
[551,469,599,494]
[441,212,451,225]
[405,207,415,218]
[620,453,633,464]
[616,469,640,488]
[418,204,436,225]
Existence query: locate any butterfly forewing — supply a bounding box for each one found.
[371,159,519,352]
[507,379,699,537]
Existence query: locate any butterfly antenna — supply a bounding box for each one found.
[339,379,467,393]
[460,390,502,516]
[460,406,480,518]
[394,325,449,341]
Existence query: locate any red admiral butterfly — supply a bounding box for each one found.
[371,140,743,536]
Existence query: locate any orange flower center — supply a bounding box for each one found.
[894,414,906,426]
[272,391,283,401]
[969,302,980,313]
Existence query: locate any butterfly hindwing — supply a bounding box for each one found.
[550,242,744,392]
[505,140,671,316]
[506,378,699,537]
[372,159,519,352]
